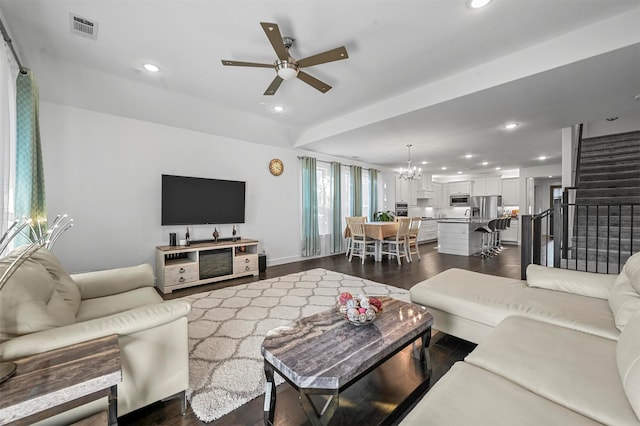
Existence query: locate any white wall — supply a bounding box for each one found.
[583,113,640,138]
[41,102,302,273]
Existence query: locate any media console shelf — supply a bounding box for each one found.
[155,238,259,294]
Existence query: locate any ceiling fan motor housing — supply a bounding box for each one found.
[275,60,299,80]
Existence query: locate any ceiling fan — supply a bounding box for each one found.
[221,22,349,95]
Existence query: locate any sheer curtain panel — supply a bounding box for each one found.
[350,165,362,216]
[301,157,319,257]
[15,70,46,239]
[0,41,17,235]
[330,161,343,253]
[369,169,378,221]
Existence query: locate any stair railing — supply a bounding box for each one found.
[572,123,584,188]
[521,197,639,278]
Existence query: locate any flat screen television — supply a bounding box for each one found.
[161,174,246,225]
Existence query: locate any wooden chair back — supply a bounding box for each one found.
[348,221,367,239]
[409,217,422,237]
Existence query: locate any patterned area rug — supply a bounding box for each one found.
[182,268,410,422]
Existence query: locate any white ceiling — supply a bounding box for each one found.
[1,0,639,175]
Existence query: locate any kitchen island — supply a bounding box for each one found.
[437,219,486,256]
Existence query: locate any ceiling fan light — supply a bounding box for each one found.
[276,61,299,80]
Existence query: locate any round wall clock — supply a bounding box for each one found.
[269,158,284,176]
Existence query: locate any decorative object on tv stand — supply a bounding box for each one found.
[185,226,190,246]
[212,227,219,242]
[0,214,74,383]
[232,225,237,241]
[337,292,383,326]
[398,144,422,181]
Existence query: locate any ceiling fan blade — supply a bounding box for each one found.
[264,75,284,96]
[221,60,274,68]
[297,46,348,68]
[297,71,332,93]
[260,22,289,61]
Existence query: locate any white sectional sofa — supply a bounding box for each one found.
[403,252,640,426]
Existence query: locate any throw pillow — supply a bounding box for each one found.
[526,264,615,300]
[29,248,81,314]
[0,256,76,340]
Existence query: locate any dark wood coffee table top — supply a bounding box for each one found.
[261,297,432,390]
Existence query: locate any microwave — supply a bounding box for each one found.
[450,195,470,207]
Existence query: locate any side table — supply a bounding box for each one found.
[0,334,121,425]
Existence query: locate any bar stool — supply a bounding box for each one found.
[474,224,492,258]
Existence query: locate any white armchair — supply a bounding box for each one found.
[0,247,191,422]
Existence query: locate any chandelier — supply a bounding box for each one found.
[398,144,422,181]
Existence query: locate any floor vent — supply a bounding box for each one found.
[69,13,98,40]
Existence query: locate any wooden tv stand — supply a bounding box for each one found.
[155,239,259,294]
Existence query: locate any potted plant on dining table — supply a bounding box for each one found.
[373,211,395,222]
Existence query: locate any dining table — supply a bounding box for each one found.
[344,221,399,261]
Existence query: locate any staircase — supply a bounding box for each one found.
[569,130,640,272]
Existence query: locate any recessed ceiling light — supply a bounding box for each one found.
[495,167,501,171]
[441,166,447,171]
[538,156,547,160]
[457,171,463,174]
[273,106,285,112]
[143,63,160,73]
[504,122,519,130]
[549,176,553,178]
[465,154,473,159]
[421,161,428,165]
[482,161,489,166]
[469,0,491,8]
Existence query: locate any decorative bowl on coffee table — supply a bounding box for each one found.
[336,292,383,325]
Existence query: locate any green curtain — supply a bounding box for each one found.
[330,162,342,253]
[301,157,319,257]
[369,169,378,221]
[350,165,362,216]
[15,70,46,240]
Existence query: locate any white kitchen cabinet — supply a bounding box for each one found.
[472,177,502,196]
[447,181,472,195]
[418,220,438,242]
[395,176,417,205]
[501,178,520,206]
[420,172,433,191]
[431,182,444,207]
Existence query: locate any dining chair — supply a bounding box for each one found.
[407,217,422,261]
[348,221,376,264]
[380,218,411,265]
[345,216,367,258]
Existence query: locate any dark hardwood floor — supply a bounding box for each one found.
[120,242,521,425]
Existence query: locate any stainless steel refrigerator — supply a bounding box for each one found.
[470,196,503,220]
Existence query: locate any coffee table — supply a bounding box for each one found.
[261,297,433,426]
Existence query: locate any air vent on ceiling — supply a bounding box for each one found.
[69,13,98,40]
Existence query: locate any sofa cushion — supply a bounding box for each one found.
[465,316,638,426]
[0,256,76,340]
[410,268,619,340]
[618,311,640,420]
[399,362,602,426]
[29,248,81,314]
[76,287,164,322]
[526,263,615,299]
[609,272,640,332]
[624,251,640,294]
